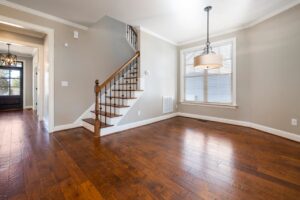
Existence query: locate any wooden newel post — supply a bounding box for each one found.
[94,80,100,137]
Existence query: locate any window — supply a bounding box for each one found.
[0,62,23,96]
[180,38,236,106]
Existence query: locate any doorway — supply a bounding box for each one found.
[0,61,23,110]
[0,15,54,131]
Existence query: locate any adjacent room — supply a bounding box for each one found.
[0,0,299,199]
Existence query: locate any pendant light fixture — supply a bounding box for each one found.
[0,43,17,66]
[194,6,222,69]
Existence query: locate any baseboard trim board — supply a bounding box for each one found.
[53,123,81,132]
[101,113,178,136]
[24,106,33,109]
[177,112,300,142]
[52,112,300,143]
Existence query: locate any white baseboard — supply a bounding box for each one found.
[52,111,300,143]
[53,122,81,132]
[248,122,300,143]
[177,112,300,142]
[24,106,33,109]
[101,113,178,136]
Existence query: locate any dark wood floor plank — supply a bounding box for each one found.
[0,110,300,200]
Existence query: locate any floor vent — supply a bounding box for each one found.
[162,96,174,114]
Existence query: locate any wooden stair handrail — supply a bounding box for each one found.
[95,51,140,93]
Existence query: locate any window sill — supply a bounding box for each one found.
[180,101,238,109]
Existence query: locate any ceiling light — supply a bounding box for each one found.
[0,21,24,28]
[194,6,222,69]
[0,44,17,66]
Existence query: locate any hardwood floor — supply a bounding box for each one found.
[0,110,300,199]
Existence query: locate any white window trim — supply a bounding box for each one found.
[180,37,237,108]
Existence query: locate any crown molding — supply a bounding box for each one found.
[178,0,300,46]
[0,0,88,30]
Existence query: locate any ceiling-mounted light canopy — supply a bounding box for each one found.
[0,44,17,66]
[194,6,222,69]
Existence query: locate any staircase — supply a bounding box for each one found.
[82,25,142,137]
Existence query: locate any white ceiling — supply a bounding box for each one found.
[6,0,300,44]
[0,41,35,57]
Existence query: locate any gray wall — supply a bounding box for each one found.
[0,5,134,126]
[178,5,300,135]
[119,30,177,124]
[19,56,33,107]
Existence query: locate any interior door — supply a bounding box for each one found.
[0,62,23,110]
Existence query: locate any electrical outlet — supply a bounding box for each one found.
[291,118,298,126]
[138,110,141,116]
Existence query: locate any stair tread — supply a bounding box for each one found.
[91,111,122,118]
[124,77,138,79]
[82,118,112,128]
[99,103,129,108]
[119,83,137,85]
[112,89,143,92]
[106,96,137,99]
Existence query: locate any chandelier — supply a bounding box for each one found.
[0,43,17,66]
[194,6,222,69]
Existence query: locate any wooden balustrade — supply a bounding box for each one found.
[127,25,138,49]
[93,50,140,137]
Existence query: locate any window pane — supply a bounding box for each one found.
[185,76,204,101]
[10,87,20,95]
[0,78,9,87]
[0,69,9,78]
[219,45,232,59]
[11,70,20,78]
[0,87,9,96]
[185,51,205,76]
[10,79,20,87]
[16,62,23,67]
[207,74,232,103]
[208,60,232,75]
[185,51,201,65]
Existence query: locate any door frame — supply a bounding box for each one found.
[0,15,55,132]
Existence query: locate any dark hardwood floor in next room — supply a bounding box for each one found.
[0,110,300,200]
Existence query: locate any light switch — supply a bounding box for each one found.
[74,31,79,39]
[291,118,298,126]
[61,81,69,87]
[144,70,150,76]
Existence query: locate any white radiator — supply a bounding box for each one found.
[162,96,174,114]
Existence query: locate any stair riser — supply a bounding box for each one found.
[100,116,119,125]
[100,90,140,98]
[113,85,139,90]
[99,106,125,115]
[90,115,121,125]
